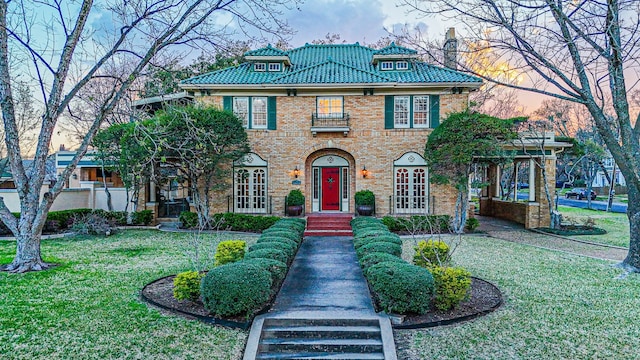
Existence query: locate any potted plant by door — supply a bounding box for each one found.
[355,189,375,216]
[286,189,305,216]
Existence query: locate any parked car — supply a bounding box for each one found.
[565,188,597,200]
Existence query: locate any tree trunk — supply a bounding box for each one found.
[453,188,468,234]
[0,232,50,273]
[620,187,640,272]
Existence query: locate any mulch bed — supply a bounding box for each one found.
[141,275,502,330]
[536,226,607,236]
[392,277,502,329]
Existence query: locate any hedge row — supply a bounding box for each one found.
[179,211,280,232]
[0,208,154,236]
[200,218,306,318]
[381,215,451,233]
[351,217,435,315]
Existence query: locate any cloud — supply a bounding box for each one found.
[285,0,389,46]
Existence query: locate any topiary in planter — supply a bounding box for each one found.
[244,248,290,264]
[354,189,375,216]
[286,189,305,216]
[359,252,405,274]
[356,241,402,259]
[243,258,288,285]
[366,261,435,314]
[200,262,272,317]
[249,241,297,259]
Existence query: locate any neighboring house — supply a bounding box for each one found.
[0,158,57,189]
[592,156,626,188]
[55,150,124,189]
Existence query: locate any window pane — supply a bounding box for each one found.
[394,96,409,127]
[233,97,249,128]
[413,96,429,127]
[317,96,343,118]
[252,97,267,128]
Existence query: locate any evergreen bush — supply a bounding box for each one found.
[214,240,246,266]
[431,266,472,311]
[200,263,272,317]
[413,239,450,268]
[366,261,435,314]
[243,258,288,285]
[249,241,297,259]
[356,241,402,259]
[244,248,290,264]
[173,271,203,301]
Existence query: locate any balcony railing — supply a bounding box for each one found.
[311,113,350,136]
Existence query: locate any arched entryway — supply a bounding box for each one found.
[306,150,355,213]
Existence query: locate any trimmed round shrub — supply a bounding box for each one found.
[366,261,435,314]
[243,258,288,285]
[413,239,450,268]
[354,234,402,249]
[200,263,272,317]
[261,229,302,243]
[356,241,402,259]
[354,229,392,239]
[173,271,203,301]
[274,218,306,232]
[431,266,472,311]
[249,241,297,259]
[214,240,246,266]
[258,236,298,249]
[359,252,405,274]
[244,248,290,264]
[179,211,199,229]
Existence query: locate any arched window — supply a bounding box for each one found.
[234,153,268,213]
[394,152,428,214]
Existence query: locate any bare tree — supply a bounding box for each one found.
[0,0,297,273]
[403,0,640,272]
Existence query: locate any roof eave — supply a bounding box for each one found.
[179,81,482,90]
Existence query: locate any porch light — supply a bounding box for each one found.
[293,166,300,178]
[361,166,370,179]
[72,173,78,180]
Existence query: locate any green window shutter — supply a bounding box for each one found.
[409,95,414,128]
[384,95,394,129]
[430,95,440,128]
[267,96,277,130]
[223,96,232,111]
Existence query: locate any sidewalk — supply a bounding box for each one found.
[270,235,375,314]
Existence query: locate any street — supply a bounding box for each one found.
[514,193,627,213]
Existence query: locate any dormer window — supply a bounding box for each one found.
[254,63,266,72]
[396,61,409,70]
[268,63,281,72]
[381,61,394,70]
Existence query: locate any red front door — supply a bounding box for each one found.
[321,167,340,210]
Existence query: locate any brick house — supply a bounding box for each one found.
[168,41,482,218]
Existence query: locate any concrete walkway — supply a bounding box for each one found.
[271,236,375,314]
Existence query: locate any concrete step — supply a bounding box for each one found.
[303,230,353,237]
[306,224,352,230]
[258,338,383,353]
[262,325,381,340]
[256,352,385,359]
[264,318,380,327]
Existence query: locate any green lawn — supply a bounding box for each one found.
[3,229,640,359]
[398,235,640,359]
[557,206,630,247]
[0,230,258,360]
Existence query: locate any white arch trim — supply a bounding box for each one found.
[312,155,349,167]
[394,152,427,166]
[235,152,268,167]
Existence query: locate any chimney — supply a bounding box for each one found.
[59,144,66,151]
[444,27,458,70]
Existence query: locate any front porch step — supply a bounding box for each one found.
[256,352,385,359]
[304,214,353,237]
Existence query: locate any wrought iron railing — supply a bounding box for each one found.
[388,195,431,215]
[311,113,350,128]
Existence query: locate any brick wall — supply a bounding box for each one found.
[194,92,468,217]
